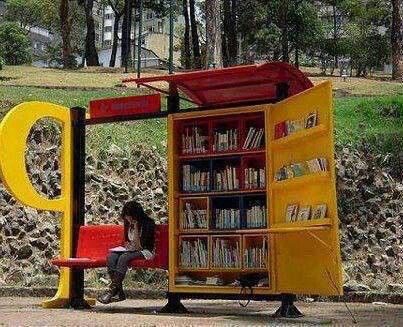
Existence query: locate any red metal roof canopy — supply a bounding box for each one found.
[123,62,313,107]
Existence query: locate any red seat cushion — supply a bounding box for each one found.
[51,257,106,268]
[51,224,169,270]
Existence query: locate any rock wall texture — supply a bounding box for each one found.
[0,126,401,293]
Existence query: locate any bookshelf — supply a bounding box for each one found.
[168,81,342,296]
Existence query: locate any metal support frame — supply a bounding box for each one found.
[70,107,90,310]
[272,294,303,318]
[159,292,189,313]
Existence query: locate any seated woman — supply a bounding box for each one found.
[98,201,155,304]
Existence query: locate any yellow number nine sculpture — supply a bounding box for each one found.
[0,102,74,308]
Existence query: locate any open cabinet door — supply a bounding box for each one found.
[267,81,343,296]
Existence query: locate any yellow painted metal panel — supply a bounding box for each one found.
[268,81,343,296]
[0,102,74,308]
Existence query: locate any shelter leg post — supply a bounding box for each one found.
[272,293,303,318]
[159,292,189,313]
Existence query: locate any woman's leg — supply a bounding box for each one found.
[106,252,121,273]
[98,252,123,304]
[115,251,143,278]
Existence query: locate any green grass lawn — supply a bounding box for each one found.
[0,65,402,157]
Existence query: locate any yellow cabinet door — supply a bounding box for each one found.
[267,81,343,296]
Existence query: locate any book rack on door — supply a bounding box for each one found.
[166,81,343,315]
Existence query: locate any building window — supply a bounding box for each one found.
[104,40,112,47]
[105,26,112,32]
[105,13,113,20]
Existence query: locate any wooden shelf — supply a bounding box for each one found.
[178,267,210,272]
[176,228,268,236]
[271,124,327,150]
[177,189,266,198]
[272,218,332,229]
[178,149,265,160]
[268,225,330,233]
[271,171,330,190]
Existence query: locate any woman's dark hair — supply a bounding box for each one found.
[121,201,148,225]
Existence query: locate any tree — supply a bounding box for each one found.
[222,0,238,67]
[391,0,402,80]
[205,0,222,68]
[78,0,100,66]
[182,0,191,69]
[0,22,32,65]
[59,0,74,68]
[121,0,133,69]
[189,0,201,68]
[5,0,47,30]
[104,0,125,67]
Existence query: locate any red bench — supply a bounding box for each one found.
[51,224,168,270]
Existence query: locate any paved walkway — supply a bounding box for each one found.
[0,297,402,326]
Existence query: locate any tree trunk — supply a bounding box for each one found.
[205,0,222,68]
[228,0,238,66]
[295,40,299,68]
[222,0,230,67]
[183,0,191,69]
[60,0,73,69]
[189,0,201,68]
[83,0,99,66]
[332,4,338,69]
[280,0,289,62]
[110,12,122,67]
[391,0,403,80]
[132,6,137,67]
[122,0,133,69]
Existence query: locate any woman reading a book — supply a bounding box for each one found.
[98,201,155,304]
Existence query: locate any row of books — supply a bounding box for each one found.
[244,167,266,189]
[286,203,328,222]
[182,165,211,192]
[180,239,208,268]
[181,203,208,229]
[181,127,209,154]
[243,239,268,269]
[214,166,240,191]
[274,157,328,181]
[175,274,269,287]
[242,127,264,150]
[213,128,238,152]
[214,208,241,229]
[246,205,266,228]
[274,111,318,139]
[212,239,240,268]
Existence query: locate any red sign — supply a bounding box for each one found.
[89,94,161,119]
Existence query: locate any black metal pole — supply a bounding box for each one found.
[70,106,88,309]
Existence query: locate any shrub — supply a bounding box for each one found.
[0,22,32,65]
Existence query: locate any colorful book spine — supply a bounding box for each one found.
[180,238,208,268]
[243,238,268,269]
[212,239,240,268]
[181,202,208,229]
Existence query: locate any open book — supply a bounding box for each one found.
[109,246,128,253]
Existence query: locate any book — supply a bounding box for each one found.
[285,204,299,222]
[180,238,208,268]
[275,157,328,182]
[215,208,240,229]
[182,164,210,192]
[312,204,327,219]
[246,203,266,228]
[109,246,127,252]
[213,128,238,152]
[305,112,318,128]
[243,127,264,149]
[181,126,208,154]
[244,167,265,189]
[212,238,240,268]
[244,238,268,269]
[297,205,311,221]
[181,202,208,230]
[274,121,287,139]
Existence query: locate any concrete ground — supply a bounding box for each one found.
[0,297,402,326]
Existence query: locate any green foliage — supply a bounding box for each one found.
[5,0,47,29]
[0,22,32,65]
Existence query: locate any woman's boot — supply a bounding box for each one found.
[115,272,126,301]
[98,271,119,304]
